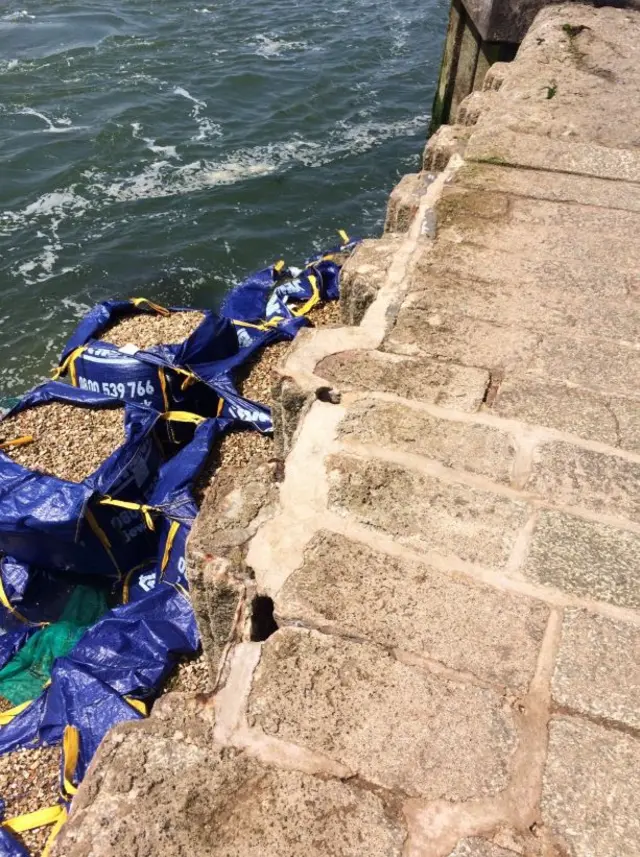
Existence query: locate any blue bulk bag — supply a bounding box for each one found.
[0,556,80,633]
[54,298,239,411]
[0,382,164,579]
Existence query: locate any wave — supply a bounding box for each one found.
[1,10,36,22]
[173,86,222,142]
[252,34,317,58]
[16,108,78,134]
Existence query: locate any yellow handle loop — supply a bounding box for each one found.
[42,807,68,857]
[2,804,66,835]
[51,345,86,382]
[170,366,199,391]
[130,297,171,316]
[338,229,350,244]
[62,725,80,797]
[161,411,206,425]
[160,520,181,574]
[0,436,35,452]
[273,259,286,274]
[291,273,321,318]
[99,497,157,531]
[125,696,148,716]
[0,576,47,627]
[0,699,33,725]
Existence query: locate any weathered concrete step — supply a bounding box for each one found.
[55,728,406,857]
[339,235,403,325]
[316,349,489,412]
[454,162,640,214]
[492,376,640,454]
[338,399,515,483]
[386,304,640,399]
[247,627,517,800]
[552,608,640,731]
[327,453,530,567]
[276,530,548,692]
[326,450,640,608]
[524,510,640,610]
[401,237,639,347]
[338,399,640,521]
[542,716,640,857]
[469,5,640,159]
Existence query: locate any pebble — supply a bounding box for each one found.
[0,402,126,483]
[162,651,211,695]
[101,310,205,349]
[0,744,61,856]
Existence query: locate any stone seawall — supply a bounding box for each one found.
[54,4,640,856]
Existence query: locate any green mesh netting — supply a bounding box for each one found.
[0,585,107,705]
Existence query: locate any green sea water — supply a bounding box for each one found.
[0,0,447,394]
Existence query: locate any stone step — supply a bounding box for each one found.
[54,728,406,857]
[246,627,518,801]
[316,349,489,412]
[276,530,549,692]
[523,510,640,610]
[492,376,639,453]
[327,452,531,567]
[552,608,640,731]
[337,398,640,522]
[542,717,640,857]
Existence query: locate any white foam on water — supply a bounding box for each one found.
[173,87,206,108]
[2,10,35,21]
[252,34,315,58]
[17,107,77,134]
[174,86,221,142]
[0,59,20,72]
[131,122,180,159]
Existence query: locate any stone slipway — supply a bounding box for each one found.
[55,5,640,857]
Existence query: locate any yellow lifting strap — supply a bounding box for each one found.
[157,367,170,412]
[160,520,181,573]
[291,273,320,318]
[0,576,46,627]
[129,297,171,316]
[62,725,80,797]
[161,411,206,425]
[51,345,86,383]
[98,497,158,531]
[125,696,148,717]
[338,229,350,245]
[2,804,67,836]
[273,259,286,274]
[0,436,34,452]
[0,699,33,726]
[170,366,198,391]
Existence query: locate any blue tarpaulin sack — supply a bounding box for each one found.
[0,416,225,787]
[219,233,357,328]
[0,555,80,633]
[54,298,240,412]
[0,382,164,579]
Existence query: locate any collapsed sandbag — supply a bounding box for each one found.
[0,416,223,781]
[54,298,239,412]
[219,235,356,327]
[0,382,164,579]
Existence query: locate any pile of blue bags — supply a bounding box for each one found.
[0,236,357,855]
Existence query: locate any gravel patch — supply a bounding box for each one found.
[162,650,211,695]
[0,744,61,856]
[0,402,126,483]
[102,310,205,349]
[235,341,289,409]
[305,298,342,327]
